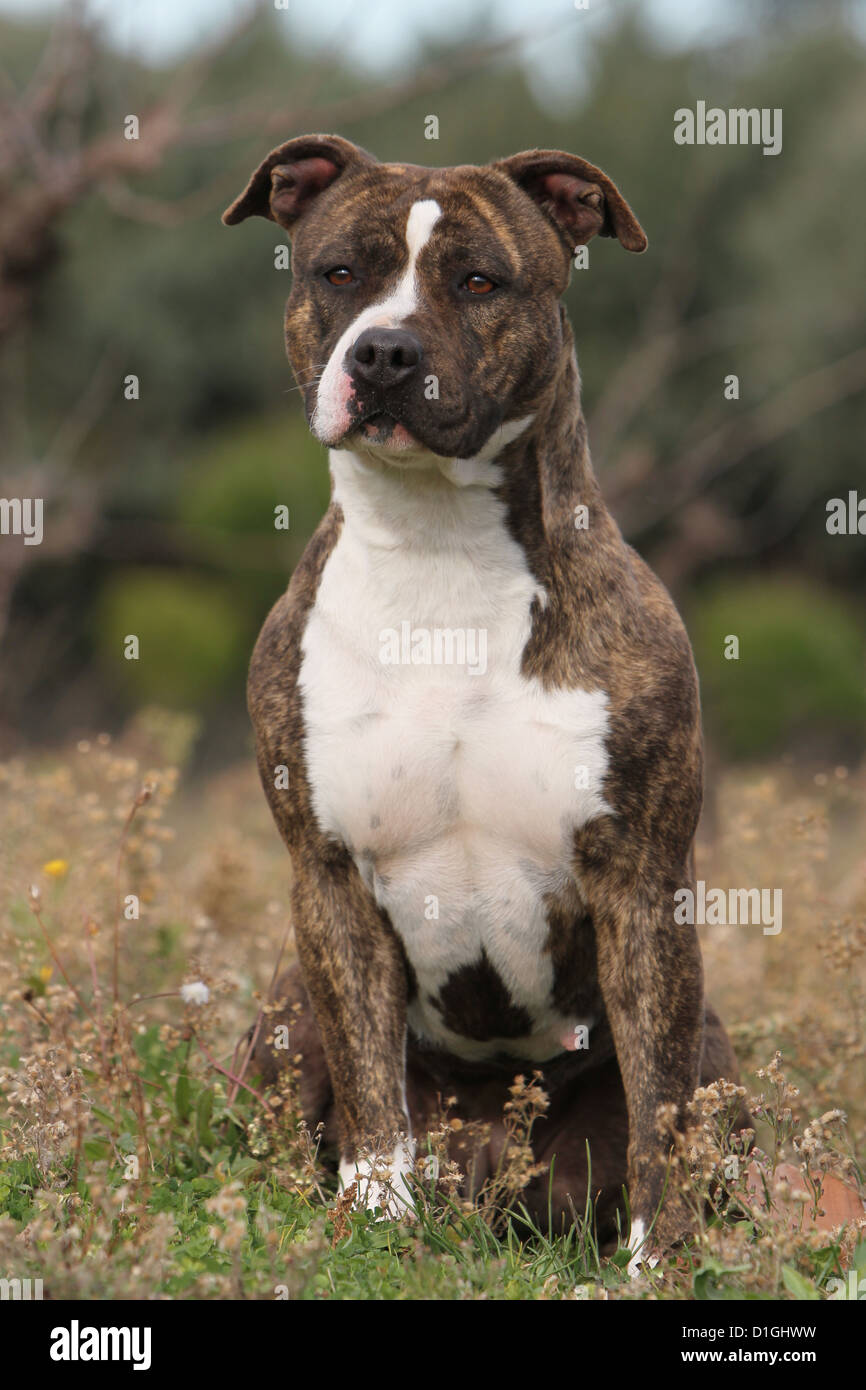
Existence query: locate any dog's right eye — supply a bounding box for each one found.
[462,273,497,295]
[324,266,355,286]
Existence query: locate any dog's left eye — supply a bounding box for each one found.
[325,266,355,286]
[462,273,496,295]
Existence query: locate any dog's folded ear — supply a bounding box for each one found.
[495,149,647,254]
[222,134,377,230]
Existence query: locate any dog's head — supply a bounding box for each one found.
[224,135,646,463]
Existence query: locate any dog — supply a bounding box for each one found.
[223,134,749,1265]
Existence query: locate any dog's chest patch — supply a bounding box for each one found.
[298,454,611,1061]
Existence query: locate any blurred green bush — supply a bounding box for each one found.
[94,569,247,709]
[93,413,330,713]
[691,578,866,760]
[179,412,330,551]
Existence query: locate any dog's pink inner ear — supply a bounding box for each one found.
[270,157,341,223]
[537,172,607,246]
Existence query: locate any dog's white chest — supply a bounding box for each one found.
[298,453,611,1060]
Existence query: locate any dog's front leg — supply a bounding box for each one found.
[587,867,704,1267]
[291,850,413,1218]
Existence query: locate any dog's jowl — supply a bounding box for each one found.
[224,134,749,1263]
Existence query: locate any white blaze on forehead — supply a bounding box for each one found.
[312,198,442,443]
[404,198,442,261]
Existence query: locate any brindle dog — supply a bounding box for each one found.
[223,135,749,1263]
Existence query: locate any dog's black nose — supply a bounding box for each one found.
[351,328,422,388]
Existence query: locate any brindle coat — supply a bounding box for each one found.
[224,135,749,1252]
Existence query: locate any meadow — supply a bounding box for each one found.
[1,708,863,1300]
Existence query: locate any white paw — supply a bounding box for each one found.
[626,1217,660,1279]
[339,1138,417,1220]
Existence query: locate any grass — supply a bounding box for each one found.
[0,707,864,1300]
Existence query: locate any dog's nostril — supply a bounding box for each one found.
[390,342,419,369]
[354,339,376,366]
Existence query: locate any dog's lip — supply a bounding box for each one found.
[358,406,400,425]
[352,411,421,448]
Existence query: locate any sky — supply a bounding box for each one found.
[0,0,753,68]
[3,0,863,119]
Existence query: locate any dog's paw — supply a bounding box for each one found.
[339,1139,417,1221]
[626,1217,661,1279]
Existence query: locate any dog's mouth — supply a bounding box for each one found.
[352,411,421,452]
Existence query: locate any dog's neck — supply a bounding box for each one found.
[326,318,615,584]
[496,314,615,584]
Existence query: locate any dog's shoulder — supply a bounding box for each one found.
[620,541,699,689]
[247,502,343,845]
[568,535,703,872]
[248,503,343,710]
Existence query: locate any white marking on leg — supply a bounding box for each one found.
[627,1217,660,1278]
[626,1217,646,1278]
[313,200,442,443]
[339,1138,417,1220]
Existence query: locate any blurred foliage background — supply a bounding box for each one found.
[0,0,864,772]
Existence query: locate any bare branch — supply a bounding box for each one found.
[616,344,866,537]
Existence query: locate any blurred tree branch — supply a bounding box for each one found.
[0,1,564,329]
[0,345,113,640]
[613,343,866,542]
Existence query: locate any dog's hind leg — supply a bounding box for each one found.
[520,1056,630,1244]
[248,963,338,1146]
